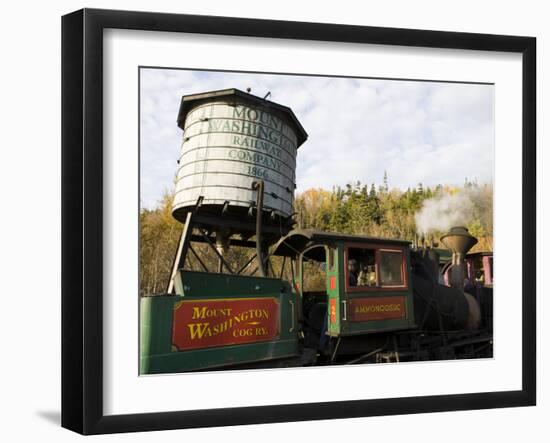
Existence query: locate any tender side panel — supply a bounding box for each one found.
[140,271,298,374]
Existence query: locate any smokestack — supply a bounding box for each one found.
[440,226,478,288]
[427,248,440,282]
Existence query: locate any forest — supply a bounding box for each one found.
[139,177,493,296]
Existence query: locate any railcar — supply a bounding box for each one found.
[140,226,493,373]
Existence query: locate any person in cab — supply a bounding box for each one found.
[348,259,359,286]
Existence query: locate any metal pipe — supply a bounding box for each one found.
[253,180,266,277]
[450,252,465,289]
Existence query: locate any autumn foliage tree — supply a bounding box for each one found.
[140,192,182,295]
[294,180,493,251]
[139,179,493,295]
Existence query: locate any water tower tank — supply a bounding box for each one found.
[172,89,308,226]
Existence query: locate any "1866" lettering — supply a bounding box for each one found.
[247,165,268,179]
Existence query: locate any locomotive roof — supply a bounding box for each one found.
[177,88,308,147]
[273,229,410,257]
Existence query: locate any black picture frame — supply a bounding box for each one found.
[61,8,536,435]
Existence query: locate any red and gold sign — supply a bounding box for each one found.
[349,296,406,322]
[172,298,280,351]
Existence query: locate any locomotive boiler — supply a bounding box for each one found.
[140,88,493,374]
[411,226,482,332]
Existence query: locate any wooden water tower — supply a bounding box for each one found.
[167,88,308,291]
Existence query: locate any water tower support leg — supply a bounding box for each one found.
[167,211,193,294]
[189,244,209,272]
[236,253,257,275]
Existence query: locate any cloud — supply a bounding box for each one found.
[140,68,494,209]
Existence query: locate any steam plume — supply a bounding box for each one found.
[415,189,475,235]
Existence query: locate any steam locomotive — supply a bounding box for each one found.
[140,224,493,373]
[139,88,493,374]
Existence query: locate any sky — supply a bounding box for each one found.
[140,68,494,209]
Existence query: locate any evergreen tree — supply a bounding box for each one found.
[139,181,493,295]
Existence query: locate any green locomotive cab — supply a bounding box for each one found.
[273,229,416,361]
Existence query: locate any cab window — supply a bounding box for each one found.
[346,246,405,290]
[347,247,377,287]
[379,250,404,286]
[300,246,328,293]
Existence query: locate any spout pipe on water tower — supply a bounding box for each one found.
[253,180,266,277]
